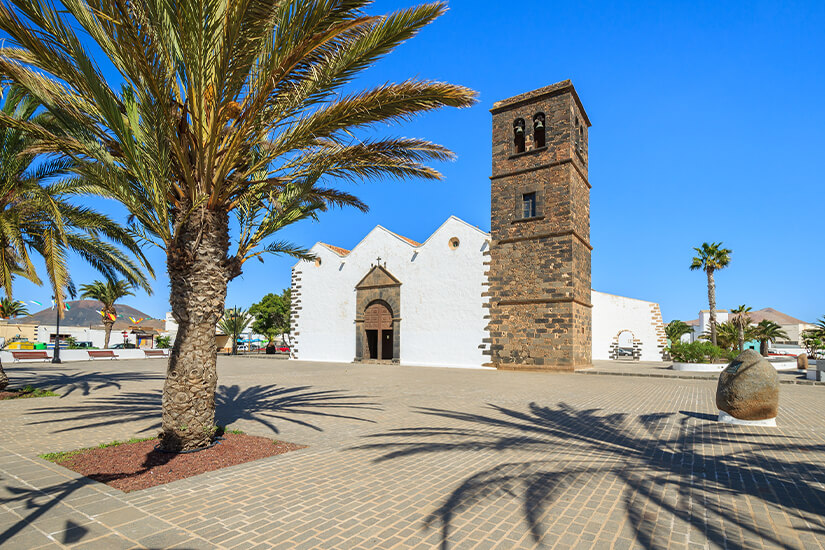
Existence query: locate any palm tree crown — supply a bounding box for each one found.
[218,308,252,355]
[0,86,151,305]
[753,320,789,356]
[79,279,135,348]
[689,242,732,273]
[665,320,693,345]
[79,280,135,310]
[0,297,28,318]
[0,0,475,450]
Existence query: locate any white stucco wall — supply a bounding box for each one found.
[292,216,490,368]
[591,291,665,362]
[36,325,111,349]
[698,310,729,336]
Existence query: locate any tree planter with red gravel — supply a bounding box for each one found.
[40,432,305,492]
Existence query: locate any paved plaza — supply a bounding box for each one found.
[1,357,824,549]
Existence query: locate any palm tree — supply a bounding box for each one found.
[0,86,152,303]
[79,280,135,349]
[752,320,789,357]
[218,308,252,356]
[700,321,740,351]
[0,297,27,319]
[0,0,476,450]
[665,320,693,346]
[690,242,732,346]
[730,304,752,352]
[814,317,825,339]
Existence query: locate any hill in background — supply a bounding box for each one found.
[20,300,165,330]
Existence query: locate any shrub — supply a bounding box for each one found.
[666,341,733,363]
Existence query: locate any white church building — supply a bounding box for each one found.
[290,81,667,369]
[291,216,667,368]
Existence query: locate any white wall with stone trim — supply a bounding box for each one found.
[591,291,666,362]
[293,219,667,367]
[291,216,490,368]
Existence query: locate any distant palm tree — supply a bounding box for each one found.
[0,87,151,305]
[218,309,252,356]
[753,320,789,357]
[0,0,475,450]
[730,304,752,352]
[0,297,28,319]
[815,317,825,339]
[700,321,741,351]
[690,242,732,346]
[79,280,135,349]
[665,320,693,346]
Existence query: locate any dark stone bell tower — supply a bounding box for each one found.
[484,80,592,370]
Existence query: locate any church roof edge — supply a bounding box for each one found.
[296,216,489,269]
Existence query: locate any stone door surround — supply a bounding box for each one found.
[354,264,401,363]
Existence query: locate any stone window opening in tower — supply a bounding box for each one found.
[513,118,526,153]
[533,113,545,148]
[522,192,537,219]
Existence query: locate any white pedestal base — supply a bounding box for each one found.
[718,410,776,426]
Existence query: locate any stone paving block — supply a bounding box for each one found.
[2,358,825,550]
[68,533,136,550]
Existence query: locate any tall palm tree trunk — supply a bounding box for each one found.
[103,317,114,349]
[0,360,8,391]
[738,328,745,352]
[706,269,717,346]
[160,209,232,452]
[760,339,768,356]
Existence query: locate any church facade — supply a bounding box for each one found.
[291,81,666,369]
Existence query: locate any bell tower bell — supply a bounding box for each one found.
[485,80,592,370]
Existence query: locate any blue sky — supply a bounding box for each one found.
[12,0,825,323]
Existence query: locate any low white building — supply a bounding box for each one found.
[682,308,814,346]
[291,217,666,367]
[591,292,667,361]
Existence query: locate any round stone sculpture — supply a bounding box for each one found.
[716,349,779,422]
[797,353,808,370]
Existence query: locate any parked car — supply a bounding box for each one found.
[112,342,137,349]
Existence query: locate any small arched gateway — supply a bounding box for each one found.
[609,329,642,361]
[354,264,401,363]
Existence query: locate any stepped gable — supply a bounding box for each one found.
[21,299,164,330]
[310,217,479,260]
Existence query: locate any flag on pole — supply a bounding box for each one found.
[30,300,42,306]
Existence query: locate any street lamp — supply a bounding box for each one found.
[51,295,61,364]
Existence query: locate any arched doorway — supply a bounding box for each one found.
[365,301,393,360]
[610,329,641,361]
[354,264,401,363]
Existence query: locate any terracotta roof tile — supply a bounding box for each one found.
[396,235,421,247]
[319,243,350,256]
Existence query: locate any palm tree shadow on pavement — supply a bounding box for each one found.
[27,384,381,435]
[215,384,381,433]
[352,403,825,550]
[0,474,195,548]
[6,366,164,398]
